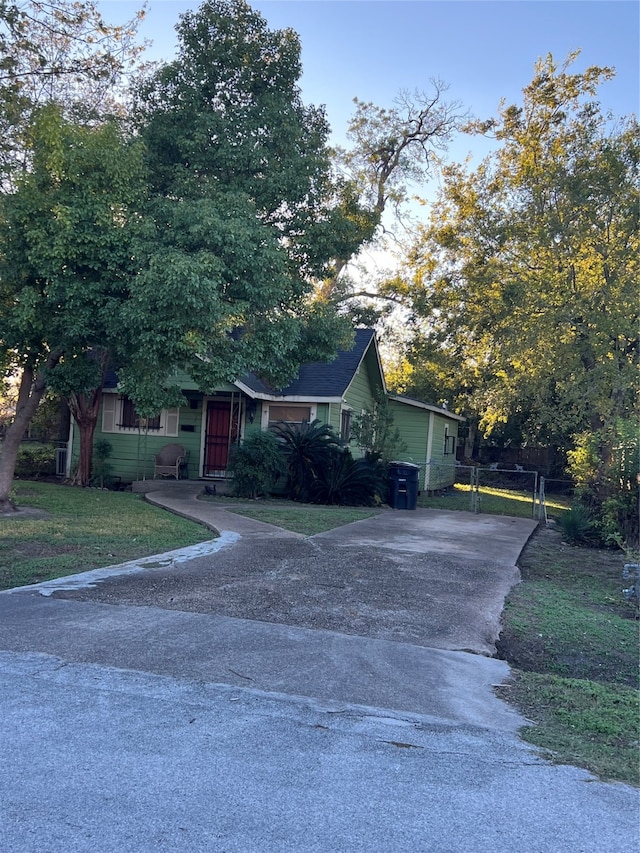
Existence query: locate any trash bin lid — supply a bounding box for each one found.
[389,461,421,469]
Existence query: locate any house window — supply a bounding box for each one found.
[101,394,179,437]
[266,404,312,430]
[340,409,352,441]
[443,425,456,456]
[120,396,161,431]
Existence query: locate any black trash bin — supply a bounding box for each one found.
[388,462,420,510]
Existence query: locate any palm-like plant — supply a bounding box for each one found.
[275,419,345,501]
[307,450,387,506]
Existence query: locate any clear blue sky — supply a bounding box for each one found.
[105,0,638,147]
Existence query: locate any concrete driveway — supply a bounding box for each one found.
[0,490,637,852]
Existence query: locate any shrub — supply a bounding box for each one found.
[228,430,286,498]
[306,449,387,506]
[567,420,639,550]
[14,443,56,478]
[557,504,597,546]
[276,419,387,506]
[350,389,406,461]
[91,440,114,489]
[276,419,345,502]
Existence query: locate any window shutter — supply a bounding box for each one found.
[165,408,179,437]
[101,395,117,432]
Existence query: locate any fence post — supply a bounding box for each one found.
[470,466,481,513]
[538,476,547,523]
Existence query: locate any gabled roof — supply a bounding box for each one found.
[236,328,382,401]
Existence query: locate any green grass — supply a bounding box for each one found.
[220,483,568,529]
[497,673,639,786]
[497,525,640,785]
[418,483,570,518]
[210,499,380,536]
[1,481,211,589]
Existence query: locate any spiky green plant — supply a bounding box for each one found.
[275,419,345,501]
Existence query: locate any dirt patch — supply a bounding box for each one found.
[10,541,79,558]
[0,506,49,521]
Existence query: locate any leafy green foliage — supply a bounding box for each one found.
[350,390,406,461]
[0,0,145,182]
[395,53,639,457]
[276,419,345,502]
[276,418,384,506]
[107,0,358,412]
[0,106,146,361]
[556,504,597,546]
[227,430,286,499]
[13,443,56,478]
[131,0,360,381]
[567,420,639,551]
[0,0,364,503]
[0,104,147,505]
[306,450,387,506]
[25,392,65,442]
[91,439,114,489]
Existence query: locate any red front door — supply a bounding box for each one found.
[204,399,240,477]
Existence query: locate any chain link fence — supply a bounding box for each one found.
[536,477,575,523]
[422,461,540,517]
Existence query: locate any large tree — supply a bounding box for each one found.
[0,0,371,505]
[395,53,639,456]
[0,107,146,507]
[123,0,357,410]
[0,0,147,508]
[319,85,464,304]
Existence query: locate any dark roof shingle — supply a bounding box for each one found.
[240,328,376,397]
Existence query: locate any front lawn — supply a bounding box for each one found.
[199,495,380,536]
[1,481,211,590]
[496,524,639,786]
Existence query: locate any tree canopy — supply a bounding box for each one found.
[123,0,357,407]
[392,53,639,456]
[319,85,464,302]
[0,0,145,179]
[0,105,147,502]
[0,0,368,504]
[0,0,148,506]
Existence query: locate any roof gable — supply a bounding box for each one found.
[239,328,381,400]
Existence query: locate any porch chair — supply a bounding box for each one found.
[153,443,187,480]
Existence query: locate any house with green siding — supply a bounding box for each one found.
[68,329,463,492]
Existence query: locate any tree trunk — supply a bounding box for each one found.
[67,354,109,487]
[0,358,59,512]
[464,420,478,461]
[68,397,101,486]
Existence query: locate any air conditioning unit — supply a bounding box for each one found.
[55,446,68,477]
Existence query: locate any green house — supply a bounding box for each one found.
[68,329,463,492]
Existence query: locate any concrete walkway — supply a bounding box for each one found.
[0,485,638,852]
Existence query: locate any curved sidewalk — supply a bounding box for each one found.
[142,481,305,537]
